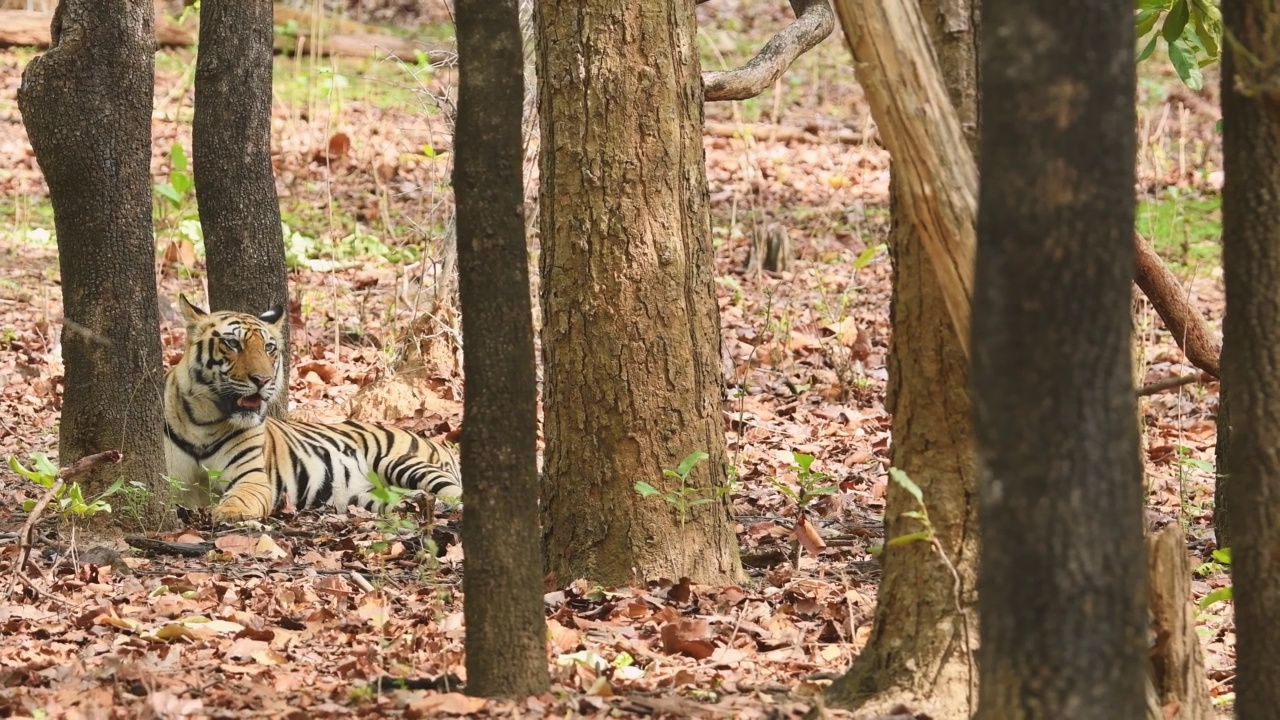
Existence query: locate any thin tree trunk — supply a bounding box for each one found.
[1220,0,1280,715]
[193,0,289,418]
[455,0,548,698]
[536,0,741,585]
[972,1,1147,717]
[824,1,979,717]
[17,0,169,526]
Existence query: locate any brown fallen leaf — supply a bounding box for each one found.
[793,513,828,557]
[405,692,487,718]
[659,618,715,660]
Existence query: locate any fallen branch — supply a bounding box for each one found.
[1136,372,1212,397]
[1133,231,1221,378]
[124,535,214,558]
[0,9,453,64]
[8,450,121,602]
[703,0,836,102]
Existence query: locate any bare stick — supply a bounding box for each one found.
[1136,372,1211,397]
[9,450,122,600]
[703,0,835,102]
[1133,231,1221,378]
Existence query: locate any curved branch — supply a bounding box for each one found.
[702,0,835,102]
[1133,231,1221,378]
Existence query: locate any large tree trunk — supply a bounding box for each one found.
[193,0,289,419]
[972,1,1147,717]
[535,0,741,585]
[455,0,548,698]
[17,0,170,526]
[1220,0,1280,715]
[824,1,979,717]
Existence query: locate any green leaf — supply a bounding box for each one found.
[170,171,194,196]
[1161,0,1189,43]
[99,477,126,498]
[675,450,709,477]
[886,530,932,547]
[22,499,35,513]
[805,486,839,497]
[852,243,885,270]
[900,510,928,521]
[154,183,183,205]
[1137,33,1160,63]
[1189,0,1222,59]
[634,481,662,498]
[791,452,815,473]
[421,144,436,158]
[1212,547,1232,564]
[1198,585,1233,609]
[1135,8,1162,38]
[1167,40,1204,90]
[34,453,58,478]
[888,467,924,504]
[1135,0,1169,9]
[170,143,189,172]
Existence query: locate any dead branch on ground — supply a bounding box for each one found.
[8,450,122,603]
[703,0,835,102]
[1136,372,1213,397]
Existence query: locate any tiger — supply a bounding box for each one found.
[163,295,463,523]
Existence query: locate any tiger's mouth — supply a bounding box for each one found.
[236,394,265,410]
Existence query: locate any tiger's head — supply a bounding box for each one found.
[176,295,286,428]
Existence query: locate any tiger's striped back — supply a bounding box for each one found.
[163,295,463,522]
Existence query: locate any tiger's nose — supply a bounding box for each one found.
[250,374,271,389]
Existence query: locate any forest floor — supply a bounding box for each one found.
[0,2,1232,718]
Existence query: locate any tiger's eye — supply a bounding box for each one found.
[221,337,241,351]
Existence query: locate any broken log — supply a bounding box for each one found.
[0,7,452,64]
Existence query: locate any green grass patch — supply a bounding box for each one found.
[1138,191,1221,272]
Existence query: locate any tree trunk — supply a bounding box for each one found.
[972,1,1147,717]
[824,1,979,717]
[17,0,169,526]
[193,0,289,419]
[455,0,548,698]
[1220,0,1280,715]
[1144,525,1214,720]
[536,0,741,585]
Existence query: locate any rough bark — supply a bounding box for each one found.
[1144,526,1214,720]
[455,0,548,697]
[17,0,170,526]
[972,1,1147,717]
[1221,0,1280,715]
[702,0,835,101]
[193,0,289,419]
[823,0,979,717]
[536,0,742,585]
[833,0,977,358]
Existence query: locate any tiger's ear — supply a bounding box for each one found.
[259,304,285,326]
[178,295,207,325]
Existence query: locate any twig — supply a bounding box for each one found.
[1136,372,1211,397]
[703,0,836,101]
[8,450,122,601]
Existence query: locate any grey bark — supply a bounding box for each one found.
[455,0,548,698]
[972,1,1147,717]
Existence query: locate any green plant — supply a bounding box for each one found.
[116,480,155,525]
[9,454,119,520]
[878,467,937,549]
[1198,547,1233,609]
[769,452,838,508]
[1135,0,1223,90]
[635,450,735,522]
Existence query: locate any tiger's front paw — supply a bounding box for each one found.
[211,496,266,524]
